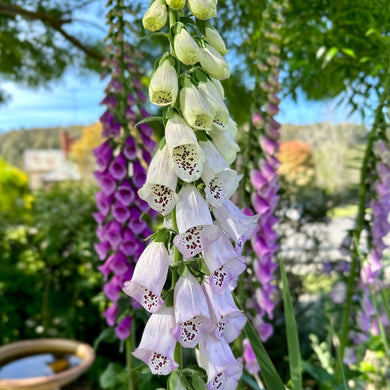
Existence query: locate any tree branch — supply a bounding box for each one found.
[0,2,103,62]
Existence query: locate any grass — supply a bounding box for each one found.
[327,204,358,218]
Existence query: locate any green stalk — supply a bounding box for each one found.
[338,61,390,365]
[126,321,136,390]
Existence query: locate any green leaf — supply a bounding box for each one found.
[341,48,356,58]
[153,227,171,243]
[233,294,285,390]
[159,136,167,150]
[93,327,117,350]
[135,116,163,128]
[99,363,127,389]
[324,47,338,64]
[281,258,302,390]
[191,372,206,390]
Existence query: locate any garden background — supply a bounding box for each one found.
[0,0,389,389]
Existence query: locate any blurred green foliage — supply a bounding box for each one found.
[0,184,104,345]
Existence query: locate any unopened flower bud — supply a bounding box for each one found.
[142,0,167,32]
[180,83,213,130]
[252,112,264,129]
[149,59,178,106]
[187,0,216,20]
[174,29,199,65]
[266,55,280,68]
[269,44,280,55]
[267,93,281,105]
[199,44,230,80]
[204,27,228,56]
[258,62,269,72]
[166,0,186,10]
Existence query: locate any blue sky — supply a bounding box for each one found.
[0,73,364,133]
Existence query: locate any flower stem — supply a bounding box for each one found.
[338,60,390,366]
[126,320,135,390]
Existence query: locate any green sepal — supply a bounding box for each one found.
[195,130,208,142]
[159,136,167,150]
[163,289,174,307]
[134,116,163,129]
[153,227,171,243]
[198,258,210,275]
[194,68,208,83]
[176,262,186,276]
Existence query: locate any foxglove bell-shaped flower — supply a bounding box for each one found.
[204,27,228,56]
[180,83,213,130]
[213,199,259,244]
[165,114,205,182]
[171,271,215,348]
[149,59,178,106]
[133,305,179,375]
[174,28,199,65]
[198,80,229,129]
[200,140,240,207]
[208,127,240,165]
[197,334,243,390]
[123,242,169,313]
[142,0,168,32]
[202,278,246,342]
[173,185,220,258]
[203,234,246,294]
[166,0,186,9]
[199,44,230,80]
[242,339,260,375]
[210,77,225,99]
[138,146,178,216]
[187,0,216,20]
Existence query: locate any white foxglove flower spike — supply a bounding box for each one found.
[199,44,230,80]
[166,0,186,10]
[123,242,169,313]
[180,83,213,130]
[208,126,240,165]
[187,0,216,20]
[174,28,200,65]
[132,305,179,375]
[204,27,228,56]
[213,199,259,244]
[149,59,178,106]
[142,0,168,32]
[138,146,178,216]
[173,184,220,258]
[165,114,205,182]
[197,334,243,390]
[198,79,229,130]
[202,278,247,342]
[171,271,215,348]
[200,140,240,207]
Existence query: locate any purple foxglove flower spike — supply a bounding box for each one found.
[115,316,132,340]
[171,271,215,348]
[132,305,179,375]
[165,114,205,182]
[138,146,178,216]
[197,334,243,390]
[242,339,260,375]
[202,278,247,342]
[123,242,169,313]
[173,185,221,258]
